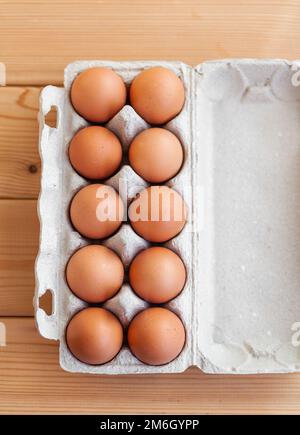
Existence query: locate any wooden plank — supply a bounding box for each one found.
[1,0,300,85]
[0,200,39,316]
[0,317,299,415]
[0,87,40,199]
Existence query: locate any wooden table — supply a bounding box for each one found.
[1,0,300,415]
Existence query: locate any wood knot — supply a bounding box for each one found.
[28,164,38,174]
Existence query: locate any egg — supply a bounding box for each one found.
[129,247,186,304]
[66,307,123,365]
[128,186,187,242]
[70,67,127,123]
[129,128,183,183]
[66,245,124,303]
[69,126,122,180]
[70,184,124,239]
[127,307,185,365]
[129,67,185,125]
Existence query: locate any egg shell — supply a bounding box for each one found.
[129,67,185,125]
[66,307,124,365]
[129,128,184,183]
[129,186,187,242]
[129,247,186,304]
[69,126,123,180]
[66,245,124,303]
[70,184,124,239]
[127,307,186,366]
[70,67,127,123]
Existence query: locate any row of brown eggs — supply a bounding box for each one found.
[66,306,186,366]
[69,184,187,242]
[65,66,188,367]
[66,245,186,305]
[69,126,184,184]
[70,66,185,125]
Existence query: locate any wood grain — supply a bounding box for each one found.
[0,200,38,316]
[0,317,299,415]
[1,0,300,85]
[0,87,40,199]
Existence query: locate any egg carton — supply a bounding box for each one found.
[35,59,300,374]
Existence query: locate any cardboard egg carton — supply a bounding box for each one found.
[35,60,300,374]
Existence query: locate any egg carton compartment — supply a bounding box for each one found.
[36,59,300,375]
[36,61,194,374]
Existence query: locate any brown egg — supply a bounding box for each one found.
[70,67,127,123]
[127,307,185,365]
[66,307,123,365]
[129,128,183,183]
[129,247,186,304]
[66,245,124,303]
[128,186,187,242]
[129,67,185,125]
[70,184,124,239]
[69,126,122,180]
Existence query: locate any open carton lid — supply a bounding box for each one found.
[194,60,300,373]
